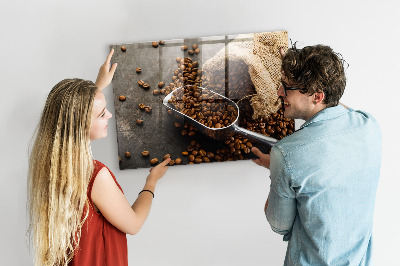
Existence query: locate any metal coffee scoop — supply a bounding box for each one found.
[163,86,278,148]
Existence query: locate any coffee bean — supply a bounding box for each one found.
[206,152,214,159]
[121,46,126,52]
[267,128,275,135]
[163,154,171,160]
[229,146,236,153]
[214,155,223,162]
[281,128,287,137]
[144,107,152,113]
[194,48,200,54]
[182,151,189,156]
[194,158,202,164]
[119,95,126,101]
[174,122,181,128]
[142,83,150,89]
[189,154,195,161]
[199,150,206,157]
[159,40,165,45]
[187,145,194,152]
[167,109,173,115]
[138,103,146,110]
[150,158,159,165]
[168,160,175,166]
[160,88,166,94]
[136,119,143,125]
[136,67,142,73]
[142,151,150,157]
[188,50,194,55]
[125,151,131,158]
[203,157,210,162]
[175,158,182,164]
[181,130,188,136]
[152,41,158,47]
[153,89,160,95]
[188,131,196,136]
[158,81,165,88]
[138,80,145,86]
[181,45,188,51]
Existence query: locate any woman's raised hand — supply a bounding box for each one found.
[95,49,117,90]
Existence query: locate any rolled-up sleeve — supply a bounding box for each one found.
[266,146,297,241]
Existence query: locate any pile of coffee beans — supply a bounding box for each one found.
[167,85,238,129]
[214,134,253,161]
[238,100,294,140]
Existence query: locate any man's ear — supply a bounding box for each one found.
[313,92,325,104]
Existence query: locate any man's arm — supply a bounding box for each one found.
[265,147,297,239]
[251,147,271,169]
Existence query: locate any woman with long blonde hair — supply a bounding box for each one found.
[28,49,170,265]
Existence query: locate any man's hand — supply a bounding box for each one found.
[96,49,117,90]
[251,147,271,169]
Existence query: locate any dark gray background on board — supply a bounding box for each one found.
[111,35,271,169]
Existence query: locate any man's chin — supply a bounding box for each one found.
[283,110,293,120]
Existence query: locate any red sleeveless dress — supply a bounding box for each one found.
[69,160,128,266]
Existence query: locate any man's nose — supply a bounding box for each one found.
[277,84,285,97]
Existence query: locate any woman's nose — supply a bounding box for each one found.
[107,110,112,119]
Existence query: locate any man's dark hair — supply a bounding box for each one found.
[281,44,347,107]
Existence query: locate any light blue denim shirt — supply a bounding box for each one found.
[266,105,382,266]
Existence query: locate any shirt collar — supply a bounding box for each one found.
[300,105,349,130]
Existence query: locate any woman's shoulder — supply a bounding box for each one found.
[93,160,115,175]
[92,160,123,192]
[93,159,105,169]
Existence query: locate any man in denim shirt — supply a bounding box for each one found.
[252,45,382,265]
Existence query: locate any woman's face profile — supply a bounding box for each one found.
[90,90,112,141]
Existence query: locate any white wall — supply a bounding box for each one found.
[1,0,399,265]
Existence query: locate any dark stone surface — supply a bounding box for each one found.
[110,36,273,169]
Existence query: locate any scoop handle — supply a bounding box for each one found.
[232,124,278,147]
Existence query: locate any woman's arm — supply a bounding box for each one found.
[91,158,170,235]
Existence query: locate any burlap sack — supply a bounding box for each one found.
[202,31,288,119]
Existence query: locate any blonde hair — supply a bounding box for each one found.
[28,79,98,265]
